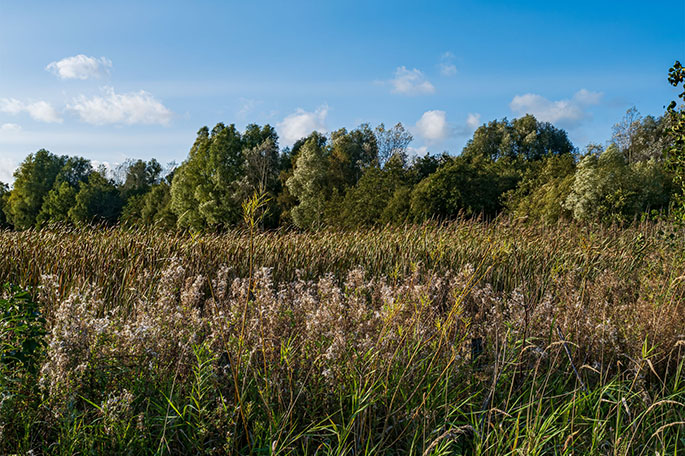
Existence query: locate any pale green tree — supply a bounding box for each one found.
[286,135,329,229]
[374,122,413,167]
[564,145,672,223]
[612,107,672,163]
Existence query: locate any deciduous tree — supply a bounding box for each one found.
[69,170,123,225]
[3,149,65,229]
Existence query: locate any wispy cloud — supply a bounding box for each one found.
[277,105,328,144]
[0,123,22,133]
[510,89,603,127]
[236,98,261,118]
[0,98,62,123]
[439,52,457,76]
[389,66,435,95]
[46,54,112,80]
[68,87,173,126]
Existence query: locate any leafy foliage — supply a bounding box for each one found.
[666,60,685,218]
[0,182,9,228]
[461,114,574,162]
[0,105,680,230]
[0,284,46,376]
[410,155,518,220]
[3,149,65,229]
[564,145,673,223]
[286,133,330,228]
[612,107,672,163]
[69,171,123,225]
[505,153,576,222]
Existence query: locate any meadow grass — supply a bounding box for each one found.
[0,217,683,454]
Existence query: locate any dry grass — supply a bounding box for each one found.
[0,218,683,454]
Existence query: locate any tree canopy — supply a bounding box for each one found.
[1,88,680,231]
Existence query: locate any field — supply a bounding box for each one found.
[1,219,684,455]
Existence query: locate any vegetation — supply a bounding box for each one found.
[0,61,683,455]
[667,60,685,219]
[0,217,684,454]
[0,101,679,232]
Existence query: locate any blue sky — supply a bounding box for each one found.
[1,0,683,184]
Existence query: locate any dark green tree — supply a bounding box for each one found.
[332,151,412,228]
[328,124,378,191]
[120,159,162,200]
[461,114,574,162]
[118,159,163,224]
[69,171,123,225]
[171,123,281,230]
[170,125,244,229]
[410,156,517,221]
[36,156,93,226]
[0,182,9,228]
[332,166,393,228]
[3,149,65,229]
[55,156,93,187]
[407,152,449,185]
[140,182,176,229]
[505,153,576,223]
[36,182,78,225]
[170,127,212,230]
[237,138,281,227]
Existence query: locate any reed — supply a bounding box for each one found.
[0,218,683,454]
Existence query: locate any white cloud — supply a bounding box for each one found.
[573,88,603,105]
[0,157,17,184]
[407,145,428,157]
[277,105,328,144]
[416,110,449,142]
[390,66,435,95]
[68,87,173,126]
[0,99,23,115]
[0,123,21,133]
[0,98,62,123]
[509,89,602,126]
[26,101,63,123]
[46,54,112,80]
[466,113,481,129]
[90,160,118,179]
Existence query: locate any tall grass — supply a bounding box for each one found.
[0,218,683,454]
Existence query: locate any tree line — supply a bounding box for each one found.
[1,63,684,230]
